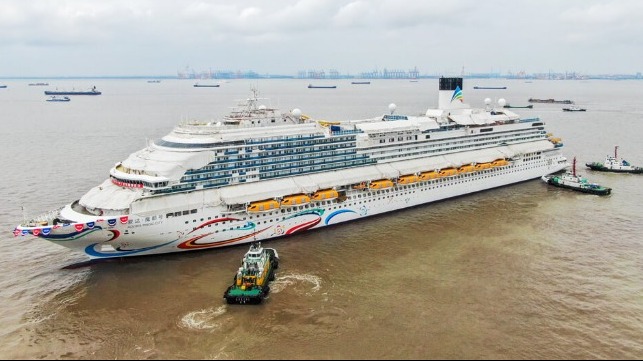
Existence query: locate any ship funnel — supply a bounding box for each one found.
[438,77,469,110]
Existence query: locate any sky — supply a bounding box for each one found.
[1,0,642,77]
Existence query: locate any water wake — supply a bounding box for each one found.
[269,273,322,294]
[178,305,227,330]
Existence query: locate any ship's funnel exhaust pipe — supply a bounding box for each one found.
[438,77,468,110]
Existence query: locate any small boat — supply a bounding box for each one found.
[45,86,101,95]
[542,157,611,195]
[223,242,279,305]
[247,199,280,213]
[397,174,419,185]
[418,170,439,180]
[503,104,533,109]
[29,82,49,86]
[585,146,643,174]
[280,193,311,207]
[562,105,586,112]
[473,86,507,90]
[147,80,161,83]
[438,168,458,177]
[351,81,371,85]
[491,159,510,167]
[0,85,7,88]
[528,98,573,104]
[308,84,337,89]
[46,96,70,102]
[369,179,394,189]
[457,164,476,173]
[193,83,220,87]
[311,189,339,201]
[474,162,492,171]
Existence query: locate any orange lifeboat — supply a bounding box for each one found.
[352,182,368,190]
[280,194,311,207]
[418,171,439,181]
[474,162,492,170]
[438,167,458,177]
[491,159,509,167]
[457,164,476,173]
[397,174,419,185]
[369,179,394,189]
[247,199,280,213]
[311,189,339,201]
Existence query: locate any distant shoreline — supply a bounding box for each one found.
[1,75,642,80]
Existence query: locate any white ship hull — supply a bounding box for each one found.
[19,151,565,259]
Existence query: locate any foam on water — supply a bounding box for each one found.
[178,305,228,331]
[269,272,322,294]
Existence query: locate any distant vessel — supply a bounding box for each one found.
[0,85,7,88]
[562,105,586,112]
[473,86,507,90]
[586,146,643,174]
[223,242,279,305]
[147,80,161,83]
[351,81,371,85]
[45,86,101,96]
[46,96,70,102]
[308,84,337,89]
[503,104,533,109]
[528,98,573,104]
[542,157,611,195]
[193,83,220,87]
[29,82,49,86]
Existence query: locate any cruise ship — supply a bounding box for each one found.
[14,78,567,259]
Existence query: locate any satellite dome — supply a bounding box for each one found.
[291,108,302,118]
[484,98,492,105]
[388,103,397,114]
[259,105,267,111]
[498,98,506,107]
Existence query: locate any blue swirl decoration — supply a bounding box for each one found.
[324,209,357,225]
[84,239,177,258]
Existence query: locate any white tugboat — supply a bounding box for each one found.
[585,146,643,174]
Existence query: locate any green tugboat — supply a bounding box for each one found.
[541,157,612,195]
[223,242,279,305]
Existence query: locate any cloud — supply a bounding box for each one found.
[0,0,642,76]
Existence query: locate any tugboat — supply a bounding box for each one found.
[585,146,643,174]
[223,242,279,305]
[562,105,586,112]
[542,157,612,195]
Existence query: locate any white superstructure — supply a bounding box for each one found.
[15,79,568,259]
